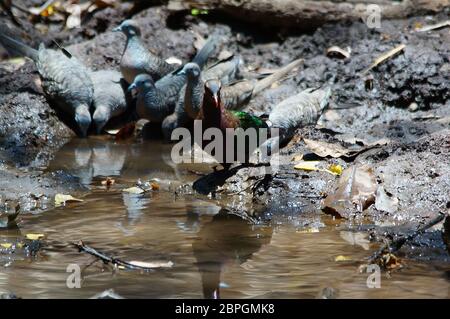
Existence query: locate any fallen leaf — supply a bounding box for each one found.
[26,233,45,240]
[327,164,343,176]
[304,138,351,158]
[101,177,115,187]
[129,260,173,268]
[55,194,84,206]
[322,165,377,218]
[380,253,403,270]
[0,243,12,249]
[361,44,406,75]
[375,187,399,213]
[150,182,160,191]
[123,187,145,194]
[335,255,352,262]
[291,154,303,162]
[294,161,343,176]
[294,161,321,172]
[29,0,56,16]
[326,46,351,59]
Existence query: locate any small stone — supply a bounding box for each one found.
[408,102,419,112]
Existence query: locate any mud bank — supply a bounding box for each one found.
[0,4,449,258]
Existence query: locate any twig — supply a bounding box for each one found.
[415,20,450,32]
[73,240,156,271]
[360,44,406,75]
[368,212,447,264]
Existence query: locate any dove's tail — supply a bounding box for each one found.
[0,32,38,61]
[253,58,303,95]
[192,36,217,69]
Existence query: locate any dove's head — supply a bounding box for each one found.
[113,20,141,38]
[128,74,155,94]
[178,62,201,80]
[75,105,92,138]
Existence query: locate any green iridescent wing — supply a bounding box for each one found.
[231,111,267,130]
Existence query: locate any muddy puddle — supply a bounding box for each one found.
[0,138,448,298]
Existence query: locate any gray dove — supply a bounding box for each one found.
[161,55,241,140]
[90,70,129,134]
[257,87,332,161]
[185,58,303,120]
[128,37,217,124]
[0,32,93,137]
[114,19,206,84]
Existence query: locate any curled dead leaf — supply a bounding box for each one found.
[326,46,351,59]
[26,233,45,240]
[304,138,351,158]
[55,194,84,206]
[322,165,377,218]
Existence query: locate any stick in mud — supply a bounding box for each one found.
[73,240,156,271]
[367,211,447,267]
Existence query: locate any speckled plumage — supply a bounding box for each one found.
[131,37,217,123]
[120,33,175,84]
[258,87,332,159]
[0,33,94,137]
[115,20,215,85]
[91,70,129,133]
[268,87,331,143]
[161,56,241,140]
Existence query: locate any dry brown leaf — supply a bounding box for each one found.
[101,177,115,187]
[361,44,406,75]
[322,165,377,218]
[304,138,351,158]
[55,194,83,206]
[150,182,160,191]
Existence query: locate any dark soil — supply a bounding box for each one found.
[0,3,449,259]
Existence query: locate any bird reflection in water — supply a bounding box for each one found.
[192,209,273,299]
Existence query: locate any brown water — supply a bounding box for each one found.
[1,138,449,298]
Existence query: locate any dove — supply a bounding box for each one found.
[0,32,93,137]
[90,70,130,134]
